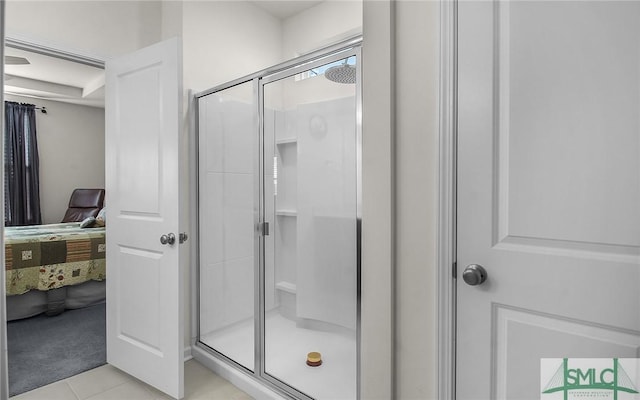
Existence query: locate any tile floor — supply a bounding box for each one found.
[10,359,253,400]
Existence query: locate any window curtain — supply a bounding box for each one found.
[4,101,42,226]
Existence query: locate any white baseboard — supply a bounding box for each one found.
[184,345,193,362]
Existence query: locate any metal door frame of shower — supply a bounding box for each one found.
[191,37,362,400]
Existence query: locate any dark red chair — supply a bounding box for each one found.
[61,189,105,222]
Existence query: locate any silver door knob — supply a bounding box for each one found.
[463,264,487,286]
[160,233,176,245]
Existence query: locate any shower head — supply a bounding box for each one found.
[324,63,356,84]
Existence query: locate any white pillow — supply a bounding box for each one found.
[97,208,106,222]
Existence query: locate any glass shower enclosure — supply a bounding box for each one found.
[195,41,361,399]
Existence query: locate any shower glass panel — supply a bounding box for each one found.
[198,80,257,372]
[263,56,358,399]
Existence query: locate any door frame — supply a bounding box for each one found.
[1,2,8,398]
[0,33,106,397]
[438,1,457,399]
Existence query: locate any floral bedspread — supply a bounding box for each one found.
[5,223,106,296]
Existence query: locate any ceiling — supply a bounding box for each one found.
[4,46,105,108]
[3,1,324,109]
[250,1,323,19]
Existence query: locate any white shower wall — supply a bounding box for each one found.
[264,71,357,333]
[296,97,357,330]
[267,97,356,330]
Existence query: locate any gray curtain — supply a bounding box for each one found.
[4,101,41,226]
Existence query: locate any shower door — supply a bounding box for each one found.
[196,43,360,400]
[197,80,258,372]
[261,52,359,399]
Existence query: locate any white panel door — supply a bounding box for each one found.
[105,38,183,399]
[457,2,640,399]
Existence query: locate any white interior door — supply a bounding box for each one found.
[105,37,183,399]
[457,2,640,399]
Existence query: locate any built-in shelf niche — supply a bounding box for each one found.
[274,112,298,320]
[275,136,297,212]
[276,209,297,217]
[276,137,297,145]
[275,281,297,294]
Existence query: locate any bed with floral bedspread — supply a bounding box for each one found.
[5,222,106,296]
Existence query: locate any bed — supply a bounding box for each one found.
[5,222,106,321]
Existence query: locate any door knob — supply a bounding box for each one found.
[160,233,176,245]
[462,264,487,286]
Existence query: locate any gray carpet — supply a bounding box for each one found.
[7,303,106,396]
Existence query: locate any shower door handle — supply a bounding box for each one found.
[260,222,270,236]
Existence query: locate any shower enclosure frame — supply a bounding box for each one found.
[191,37,362,400]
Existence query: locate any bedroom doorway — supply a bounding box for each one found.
[3,41,109,396]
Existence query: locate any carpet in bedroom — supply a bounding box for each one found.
[7,303,106,397]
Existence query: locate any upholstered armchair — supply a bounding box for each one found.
[61,189,105,222]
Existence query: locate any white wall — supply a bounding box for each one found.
[181,1,283,93]
[360,1,439,398]
[282,0,362,58]
[180,0,362,94]
[6,1,162,59]
[394,1,439,398]
[360,1,395,397]
[4,94,105,225]
[161,1,182,42]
